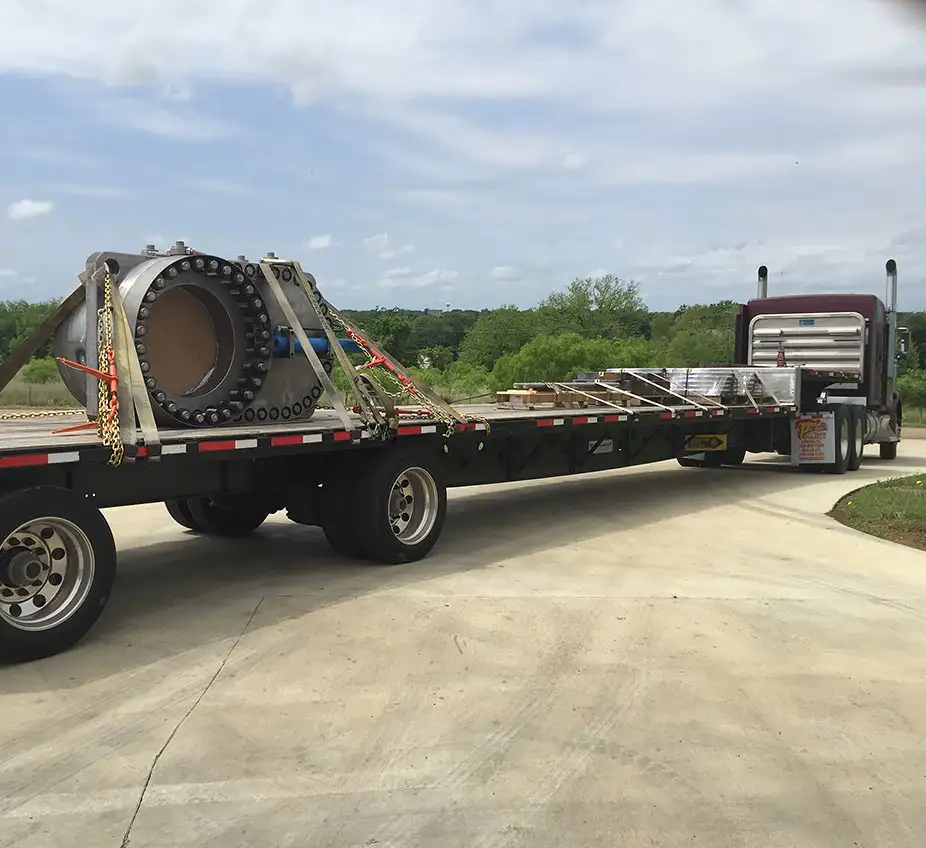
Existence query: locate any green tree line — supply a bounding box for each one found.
[5,278,926,411]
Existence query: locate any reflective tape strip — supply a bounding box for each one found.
[397,424,439,436]
[47,451,81,464]
[269,433,324,447]
[0,451,80,468]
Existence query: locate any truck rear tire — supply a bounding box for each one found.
[848,407,864,471]
[185,496,270,538]
[0,487,116,663]
[826,405,850,474]
[352,447,448,565]
[879,441,898,460]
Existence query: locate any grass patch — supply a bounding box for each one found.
[831,474,926,550]
[0,375,77,410]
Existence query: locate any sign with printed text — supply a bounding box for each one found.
[684,434,727,452]
[790,411,835,465]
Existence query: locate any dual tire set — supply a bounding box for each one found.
[680,404,896,475]
[162,447,448,565]
[0,448,448,664]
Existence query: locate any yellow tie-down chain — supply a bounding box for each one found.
[0,272,125,466]
[96,272,125,467]
[0,409,86,421]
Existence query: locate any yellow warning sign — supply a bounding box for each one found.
[684,434,727,452]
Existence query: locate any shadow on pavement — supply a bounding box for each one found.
[0,453,917,690]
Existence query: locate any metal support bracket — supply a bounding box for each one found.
[83,272,99,420]
[108,270,161,458]
[258,260,358,433]
[290,261,387,430]
[0,284,86,395]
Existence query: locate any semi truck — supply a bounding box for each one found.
[0,247,906,663]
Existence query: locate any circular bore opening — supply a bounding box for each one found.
[143,286,236,397]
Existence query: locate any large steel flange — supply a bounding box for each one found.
[125,253,274,427]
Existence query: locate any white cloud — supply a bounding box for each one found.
[363,232,415,259]
[413,268,459,288]
[306,234,333,250]
[380,243,415,259]
[0,269,16,278]
[562,153,586,171]
[50,183,129,199]
[98,96,236,141]
[376,267,458,289]
[381,266,413,279]
[363,233,390,251]
[3,1,926,307]
[188,178,254,196]
[491,265,521,281]
[8,199,54,220]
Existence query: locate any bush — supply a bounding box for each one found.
[898,367,926,412]
[488,333,661,392]
[20,357,62,384]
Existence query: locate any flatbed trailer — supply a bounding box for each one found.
[0,364,866,663]
[0,246,902,662]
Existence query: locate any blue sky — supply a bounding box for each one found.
[3,0,926,311]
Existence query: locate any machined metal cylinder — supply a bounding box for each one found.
[54,250,274,428]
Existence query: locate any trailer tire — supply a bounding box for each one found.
[879,441,898,460]
[164,499,201,531]
[185,496,270,538]
[353,447,448,565]
[0,487,116,664]
[320,459,366,558]
[722,447,746,466]
[826,405,850,474]
[848,407,864,471]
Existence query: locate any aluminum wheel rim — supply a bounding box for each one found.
[0,517,95,632]
[840,420,850,462]
[388,467,439,546]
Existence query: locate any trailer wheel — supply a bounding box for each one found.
[185,496,270,538]
[164,499,201,531]
[353,448,447,564]
[0,487,116,663]
[826,405,850,474]
[848,407,864,471]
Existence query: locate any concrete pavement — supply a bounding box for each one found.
[2,447,926,847]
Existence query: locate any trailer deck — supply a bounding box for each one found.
[0,365,861,468]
